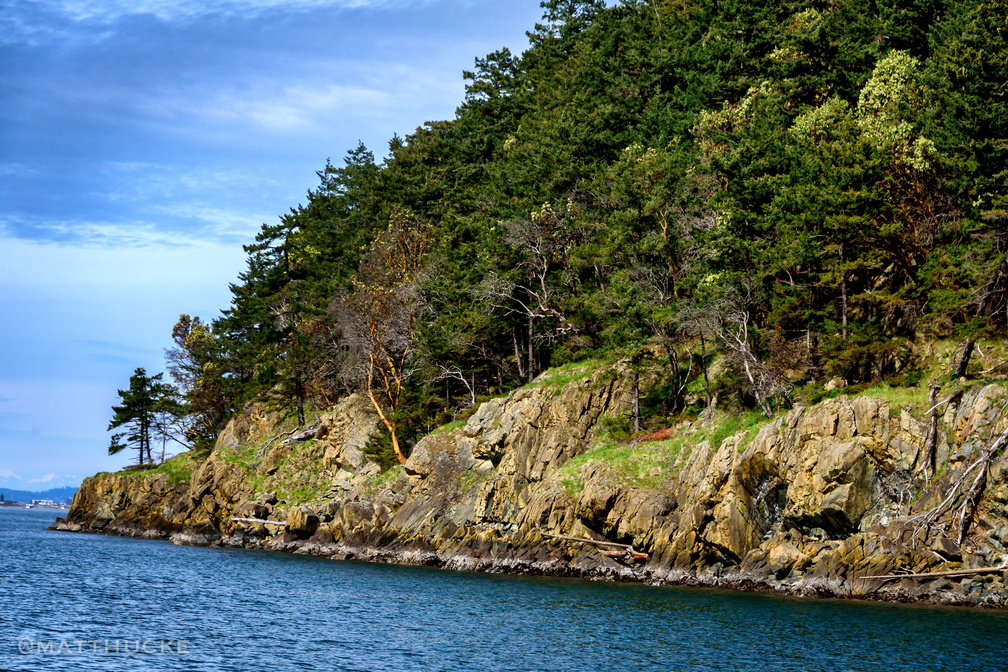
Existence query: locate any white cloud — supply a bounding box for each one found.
[48,0,400,23]
[0,163,39,178]
[152,204,275,241]
[0,227,247,297]
[200,83,394,132]
[0,230,247,355]
[0,470,83,490]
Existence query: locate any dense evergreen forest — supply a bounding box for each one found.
[129,0,1007,466]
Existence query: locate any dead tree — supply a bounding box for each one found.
[914,382,942,483]
[434,365,477,409]
[911,408,1008,547]
[699,285,791,418]
[480,203,581,382]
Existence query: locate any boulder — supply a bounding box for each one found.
[286,506,320,538]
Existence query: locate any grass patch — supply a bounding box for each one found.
[860,381,932,417]
[558,409,774,496]
[522,357,613,389]
[115,450,200,486]
[216,440,265,469]
[706,409,772,453]
[559,431,692,495]
[433,419,467,434]
[280,486,316,505]
[459,467,493,494]
[361,465,404,497]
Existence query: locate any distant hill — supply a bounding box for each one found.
[0,486,77,505]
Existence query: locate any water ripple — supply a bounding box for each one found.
[1,509,1006,671]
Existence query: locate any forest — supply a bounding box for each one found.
[109,0,1007,468]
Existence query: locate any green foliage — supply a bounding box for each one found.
[107,368,181,467]
[139,0,1008,454]
[360,465,405,498]
[117,450,200,486]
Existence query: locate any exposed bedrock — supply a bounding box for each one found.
[54,369,1008,607]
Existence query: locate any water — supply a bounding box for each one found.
[1,508,1006,672]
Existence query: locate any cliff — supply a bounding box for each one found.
[54,362,1008,607]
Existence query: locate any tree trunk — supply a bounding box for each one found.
[295,371,305,427]
[140,414,148,466]
[631,371,640,433]
[955,339,975,379]
[366,365,406,463]
[513,328,525,378]
[919,382,940,479]
[841,276,848,339]
[664,343,682,415]
[146,414,154,465]
[742,355,774,418]
[528,316,535,383]
[699,333,712,409]
[839,244,848,339]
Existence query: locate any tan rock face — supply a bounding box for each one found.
[57,370,1008,606]
[286,506,320,538]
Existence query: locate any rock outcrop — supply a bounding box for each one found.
[54,365,1008,607]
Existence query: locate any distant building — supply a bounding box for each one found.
[30,499,57,508]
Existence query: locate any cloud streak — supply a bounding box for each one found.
[1,0,543,487]
[27,0,403,24]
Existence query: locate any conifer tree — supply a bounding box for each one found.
[107,368,176,467]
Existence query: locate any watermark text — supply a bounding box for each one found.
[18,638,189,655]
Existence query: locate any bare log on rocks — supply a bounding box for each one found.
[861,564,1007,582]
[910,413,1008,546]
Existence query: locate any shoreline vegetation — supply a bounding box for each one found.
[60,0,1007,608]
[55,345,1008,609]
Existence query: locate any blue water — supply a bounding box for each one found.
[1,508,1006,671]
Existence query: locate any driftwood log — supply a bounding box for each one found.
[543,533,649,561]
[861,564,1007,582]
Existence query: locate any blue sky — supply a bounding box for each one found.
[0,0,548,490]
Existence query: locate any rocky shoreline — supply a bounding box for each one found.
[53,366,1008,608]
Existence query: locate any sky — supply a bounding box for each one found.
[0,0,550,491]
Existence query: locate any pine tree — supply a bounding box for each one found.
[107,368,176,467]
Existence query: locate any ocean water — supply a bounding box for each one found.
[1,508,1006,672]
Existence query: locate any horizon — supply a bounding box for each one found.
[0,0,554,491]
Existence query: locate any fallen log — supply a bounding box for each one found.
[230,517,286,526]
[542,533,633,549]
[860,564,1007,581]
[283,421,322,445]
[543,533,648,560]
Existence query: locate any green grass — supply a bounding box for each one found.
[861,381,931,410]
[458,465,495,494]
[280,486,316,504]
[706,409,772,453]
[561,474,584,498]
[559,433,692,495]
[433,419,467,434]
[558,408,773,496]
[522,357,614,389]
[114,450,200,486]
[361,465,404,497]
